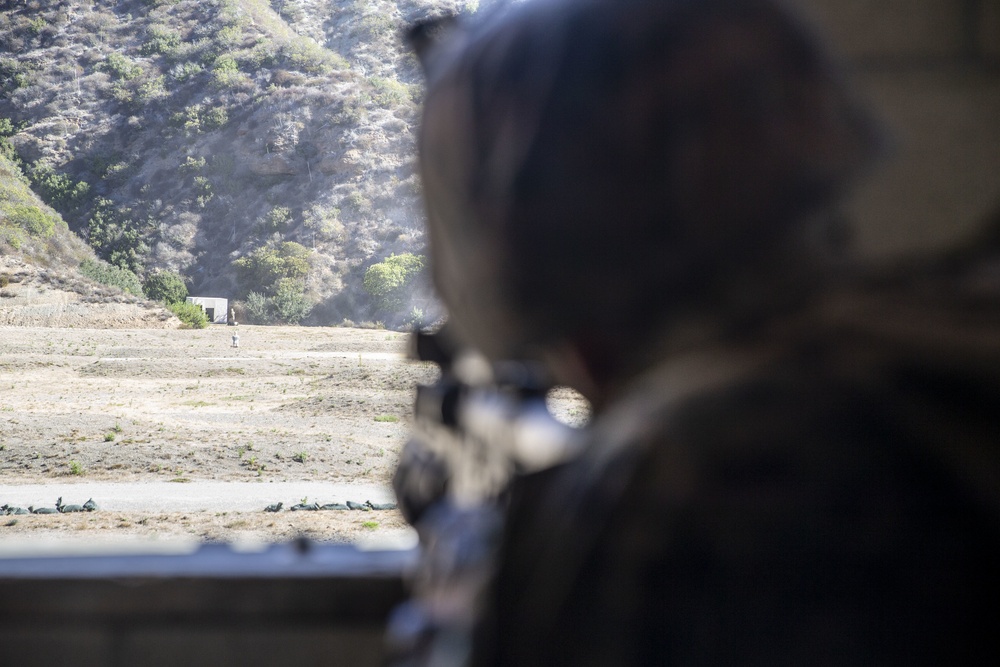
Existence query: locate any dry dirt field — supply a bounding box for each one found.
[0,324,589,553]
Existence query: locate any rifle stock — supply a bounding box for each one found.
[385,327,581,665]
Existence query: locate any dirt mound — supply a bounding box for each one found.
[0,257,179,329]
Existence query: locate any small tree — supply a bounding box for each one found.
[143,271,187,305]
[169,301,208,328]
[244,291,271,324]
[233,241,311,296]
[363,253,425,315]
[271,278,312,324]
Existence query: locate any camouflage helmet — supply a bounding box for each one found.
[413,0,882,362]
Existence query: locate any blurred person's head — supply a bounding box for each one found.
[413,0,881,404]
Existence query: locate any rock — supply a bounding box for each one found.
[264,502,283,512]
[30,506,58,514]
[248,153,299,176]
[317,149,362,175]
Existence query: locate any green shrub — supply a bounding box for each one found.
[169,300,208,328]
[233,241,311,296]
[213,54,239,74]
[244,291,271,324]
[0,139,16,164]
[358,13,397,41]
[271,278,311,324]
[140,25,181,56]
[193,176,213,207]
[211,54,249,88]
[103,52,143,80]
[202,106,228,129]
[26,162,90,216]
[79,258,143,296]
[86,198,150,273]
[280,38,346,74]
[216,25,243,49]
[256,206,291,234]
[2,204,57,238]
[172,105,228,135]
[143,271,188,305]
[0,59,32,92]
[136,75,167,104]
[27,16,46,36]
[369,77,412,109]
[363,253,426,314]
[179,156,206,174]
[0,227,25,250]
[170,61,203,82]
[303,205,344,242]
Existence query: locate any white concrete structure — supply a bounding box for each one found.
[185,296,228,324]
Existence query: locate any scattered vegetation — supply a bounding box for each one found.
[233,241,312,295]
[0,0,464,327]
[78,259,143,296]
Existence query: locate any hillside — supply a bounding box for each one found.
[1,140,180,327]
[0,0,480,328]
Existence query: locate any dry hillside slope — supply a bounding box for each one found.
[1,0,486,328]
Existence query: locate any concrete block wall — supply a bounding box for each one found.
[0,544,411,667]
[793,0,1000,260]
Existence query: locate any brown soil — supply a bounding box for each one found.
[0,323,589,550]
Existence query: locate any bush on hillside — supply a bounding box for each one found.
[169,300,208,329]
[256,206,292,234]
[26,162,90,216]
[143,270,188,305]
[241,280,312,326]
[233,241,311,296]
[103,52,142,80]
[363,253,425,315]
[140,25,181,56]
[2,203,58,238]
[78,258,143,296]
[86,198,150,274]
[244,291,271,324]
[271,278,312,324]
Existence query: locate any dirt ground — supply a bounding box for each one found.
[0,324,589,551]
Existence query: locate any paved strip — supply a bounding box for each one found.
[97,351,407,362]
[0,481,397,513]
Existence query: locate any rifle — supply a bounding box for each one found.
[385,326,581,666]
